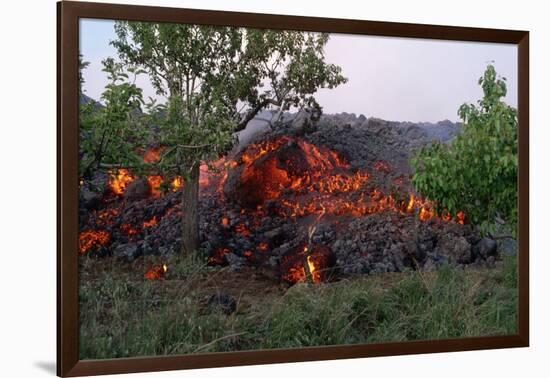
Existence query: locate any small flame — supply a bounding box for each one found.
[108,169,135,195]
[171,176,183,191]
[306,255,321,283]
[144,264,167,280]
[406,194,414,213]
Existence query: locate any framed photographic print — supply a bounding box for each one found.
[57,1,529,376]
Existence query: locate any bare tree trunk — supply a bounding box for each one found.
[181,163,200,255]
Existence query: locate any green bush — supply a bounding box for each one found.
[411,65,518,234]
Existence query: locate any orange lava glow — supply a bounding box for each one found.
[96,208,120,225]
[147,175,163,197]
[235,223,251,236]
[171,176,183,191]
[306,255,321,283]
[78,230,110,254]
[143,216,158,228]
[121,223,139,235]
[281,244,332,284]
[108,168,135,195]
[199,157,234,196]
[144,264,167,280]
[236,136,466,228]
[143,146,163,163]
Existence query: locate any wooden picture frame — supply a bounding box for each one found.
[57,1,529,376]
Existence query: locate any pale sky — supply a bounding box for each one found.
[80,18,517,123]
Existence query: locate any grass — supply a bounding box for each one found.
[79,254,518,359]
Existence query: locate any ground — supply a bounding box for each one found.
[79,253,517,359]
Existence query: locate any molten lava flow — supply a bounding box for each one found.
[143,216,158,228]
[236,136,362,207]
[95,208,120,225]
[172,176,183,191]
[147,175,163,197]
[143,146,163,163]
[241,136,292,166]
[79,230,110,254]
[105,144,229,197]
[234,136,466,225]
[144,263,167,280]
[109,169,135,195]
[199,157,232,196]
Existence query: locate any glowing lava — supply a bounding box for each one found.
[78,230,110,254]
[108,168,135,195]
[144,263,167,280]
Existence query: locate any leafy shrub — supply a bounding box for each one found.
[411,65,518,234]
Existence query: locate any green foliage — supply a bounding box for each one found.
[79,257,517,358]
[111,22,347,178]
[78,54,89,93]
[411,65,518,234]
[79,58,147,177]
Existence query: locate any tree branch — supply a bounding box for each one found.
[235,98,281,132]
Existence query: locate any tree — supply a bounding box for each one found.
[79,58,146,178]
[411,64,518,234]
[111,22,347,255]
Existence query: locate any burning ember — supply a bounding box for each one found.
[235,223,251,236]
[144,263,167,280]
[281,243,333,283]
[79,230,110,254]
[147,175,163,197]
[143,146,163,163]
[121,223,139,236]
[109,168,135,195]
[143,216,158,228]
[172,176,183,191]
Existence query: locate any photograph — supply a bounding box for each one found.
[77,17,519,360]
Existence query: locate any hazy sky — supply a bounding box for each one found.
[80,18,517,123]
